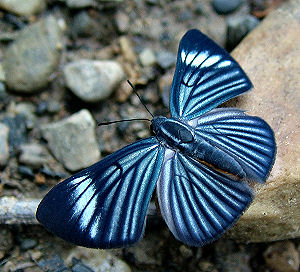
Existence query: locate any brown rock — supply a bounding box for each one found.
[227,0,300,242]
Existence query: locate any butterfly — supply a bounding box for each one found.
[36,29,276,248]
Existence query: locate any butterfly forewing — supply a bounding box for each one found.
[157,149,253,247]
[190,108,276,182]
[169,29,253,120]
[36,137,165,248]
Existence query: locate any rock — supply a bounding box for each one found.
[0,227,13,259]
[2,114,27,155]
[226,15,260,50]
[227,0,300,242]
[13,102,36,123]
[119,36,138,64]
[63,59,124,103]
[156,51,176,69]
[139,48,157,67]
[38,255,68,272]
[263,241,299,272]
[212,0,242,14]
[19,143,49,169]
[214,240,252,272]
[115,10,130,33]
[41,109,100,171]
[3,16,64,93]
[0,123,9,167]
[20,238,37,251]
[0,0,45,16]
[18,165,35,179]
[72,11,100,38]
[66,0,94,8]
[66,247,131,272]
[0,63,5,81]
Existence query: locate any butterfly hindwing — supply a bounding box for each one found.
[36,137,165,249]
[169,29,253,120]
[156,149,253,247]
[189,108,276,183]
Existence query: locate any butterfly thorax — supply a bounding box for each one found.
[152,116,246,179]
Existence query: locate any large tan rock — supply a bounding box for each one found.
[227,0,300,242]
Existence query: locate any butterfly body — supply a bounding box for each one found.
[37,29,276,249]
[152,116,245,179]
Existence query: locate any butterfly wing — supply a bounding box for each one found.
[36,137,165,249]
[169,29,252,120]
[156,149,253,247]
[189,108,276,183]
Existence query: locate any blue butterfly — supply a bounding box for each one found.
[36,29,276,248]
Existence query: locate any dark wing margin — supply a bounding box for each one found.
[36,137,165,249]
[190,108,276,183]
[157,150,253,247]
[169,29,253,120]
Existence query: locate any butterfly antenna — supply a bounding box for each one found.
[127,80,154,118]
[98,118,151,126]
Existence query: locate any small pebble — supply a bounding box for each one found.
[18,165,35,179]
[63,59,125,103]
[72,258,95,272]
[41,109,101,171]
[2,114,27,155]
[20,238,37,251]
[0,123,9,167]
[72,11,100,38]
[0,227,14,259]
[35,101,48,116]
[47,100,62,114]
[0,0,46,16]
[264,241,299,272]
[38,255,68,271]
[40,166,67,179]
[156,51,176,69]
[19,143,49,169]
[66,0,94,8]
[226,15,260,49]
[0,62,5,81]
[115,11,130,33]
[212,0,242,14]
[139,48,157,67]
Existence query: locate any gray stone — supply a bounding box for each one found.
[0,0,46,16]
[66,247,131,272]
[0,227,13,259]
[212,0,242,14]
[0,63,5,81]
[19,143,49,169]
[2,114,27,155]
[139,48,157,67]
[0,123,9,167]
[156,51,176,69]
[72,11,100,38]
[63,59,124,103]
[66,0,94,8]
[41,109,100,171]
[3,16,64,93]
[227,15,260,49]
[115,10,130,33]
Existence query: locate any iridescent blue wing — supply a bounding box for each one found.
[157,149,253,246]
[170,29,252,120]
[189,108,276,183]
[36,137,165,249]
